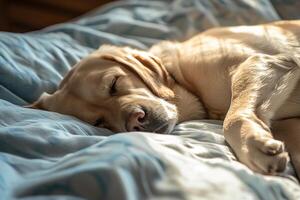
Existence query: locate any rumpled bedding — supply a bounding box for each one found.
[1,0,300,199]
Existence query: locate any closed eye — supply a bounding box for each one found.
[109,76,119,96]
[94,118,104,127]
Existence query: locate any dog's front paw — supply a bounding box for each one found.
[240,136,289,174]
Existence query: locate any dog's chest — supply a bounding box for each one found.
[274,81,300,119]
[195,77,232,120]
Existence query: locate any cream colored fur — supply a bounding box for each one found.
[30,20,300,178]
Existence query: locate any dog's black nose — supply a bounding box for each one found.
[126,107,146,131]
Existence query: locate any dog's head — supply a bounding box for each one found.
[29,45,178,134]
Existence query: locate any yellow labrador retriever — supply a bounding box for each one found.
[29,20,300,177]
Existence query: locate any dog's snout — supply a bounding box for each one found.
[126,108,146,132]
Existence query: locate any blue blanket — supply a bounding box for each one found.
[1,0,300,199]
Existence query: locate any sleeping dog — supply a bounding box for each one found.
[29,20,300,177]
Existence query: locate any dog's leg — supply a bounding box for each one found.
[272,118,300,178]
[224,53,300,174]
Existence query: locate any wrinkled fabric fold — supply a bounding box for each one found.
[1,0,300,199]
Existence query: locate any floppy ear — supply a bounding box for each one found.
[97,45,175,100]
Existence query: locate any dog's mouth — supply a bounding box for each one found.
[153,123,169,133]
[153,121,175,134]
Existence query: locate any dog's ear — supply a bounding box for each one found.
[97,45,175,100]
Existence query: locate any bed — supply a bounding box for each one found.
[1,0,300,199]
